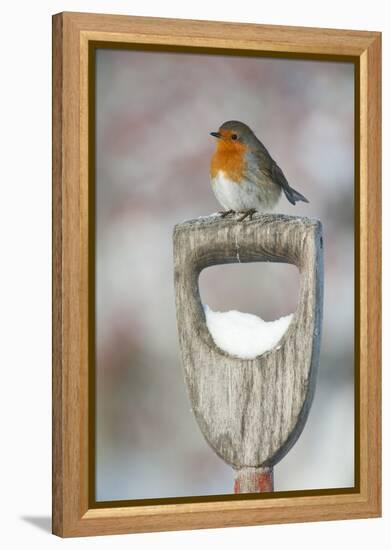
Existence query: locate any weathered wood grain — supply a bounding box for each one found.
[174,214,324,478]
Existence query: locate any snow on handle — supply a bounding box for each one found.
[204,305,293,360]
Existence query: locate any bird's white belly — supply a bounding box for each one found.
[211,170,280,212]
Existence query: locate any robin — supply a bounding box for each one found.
[210,120,309,220]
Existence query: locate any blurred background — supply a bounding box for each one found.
[95,49,355,501]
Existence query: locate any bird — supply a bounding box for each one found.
[209,120,309,221]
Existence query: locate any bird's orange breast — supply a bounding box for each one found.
[210,140,248,183]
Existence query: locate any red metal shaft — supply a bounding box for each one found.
[234,467,274,493]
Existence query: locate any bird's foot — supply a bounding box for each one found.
[238,208,257,222]
[219,209,235,218]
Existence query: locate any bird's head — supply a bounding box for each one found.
[210,120,256,150]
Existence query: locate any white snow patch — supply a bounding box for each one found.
[204,305,293,360]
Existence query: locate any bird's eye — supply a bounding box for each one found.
[231,134,238,140]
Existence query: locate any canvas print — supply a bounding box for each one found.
[94,48,354,501]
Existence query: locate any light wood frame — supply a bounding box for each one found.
[52,11,381,537]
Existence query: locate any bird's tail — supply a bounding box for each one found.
[283,186,309,205]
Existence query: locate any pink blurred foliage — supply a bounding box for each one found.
[95,49,355,500]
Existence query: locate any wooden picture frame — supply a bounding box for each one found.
[52,11,381,537]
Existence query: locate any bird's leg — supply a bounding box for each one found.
[238,208,257,222]
[219,209,235,218]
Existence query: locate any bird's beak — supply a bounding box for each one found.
[210,131,221,138]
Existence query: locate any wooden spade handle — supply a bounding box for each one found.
[174,213,324,490]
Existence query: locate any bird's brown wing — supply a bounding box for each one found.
[245,147,274,183]
[247,148,309,205]
[270,161,297,205]
[271,162,309,204]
